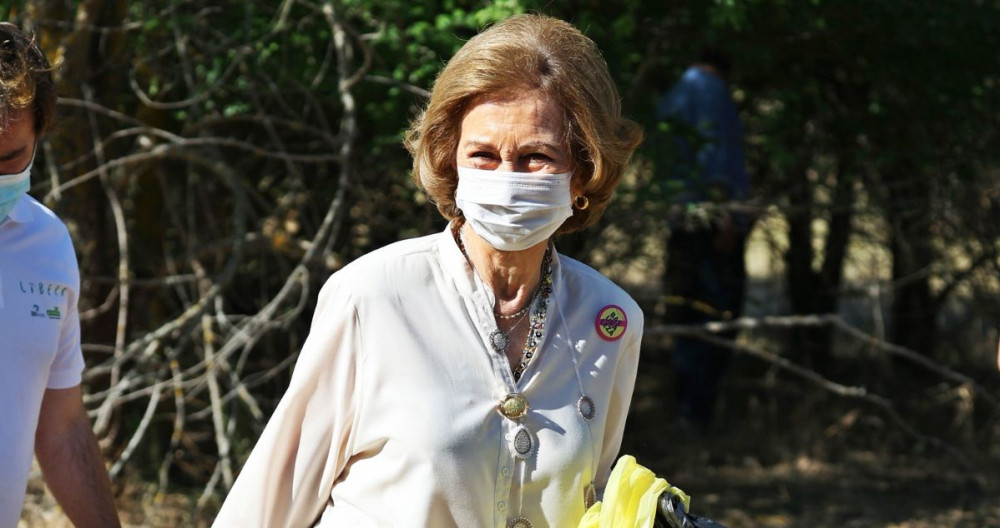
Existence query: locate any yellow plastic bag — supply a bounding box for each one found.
[578,455,691,528]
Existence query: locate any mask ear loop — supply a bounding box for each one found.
[555,274,600,509]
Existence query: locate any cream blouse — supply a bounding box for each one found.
[213,226,643,528]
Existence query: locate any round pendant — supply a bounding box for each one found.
[490,330,509,354]
[499,393,529,420]
[508,517,533,528]
[511,425,536,460]
[577,395,596,421]
[585,482,597,508]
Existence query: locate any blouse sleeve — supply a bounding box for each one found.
[594,308,644,492]
[214,277,363,528]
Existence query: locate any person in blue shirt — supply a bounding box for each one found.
[658,51,751,431]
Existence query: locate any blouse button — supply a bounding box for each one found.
[501,466,510,477]
[497,500,506,511]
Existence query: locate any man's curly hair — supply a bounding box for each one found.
[0,22,55,135]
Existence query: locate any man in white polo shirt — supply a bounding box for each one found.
[0,23,119,527]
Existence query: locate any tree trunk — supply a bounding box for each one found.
[785,160,853,374]
[884,159,937,355]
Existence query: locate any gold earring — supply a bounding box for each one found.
[573,195,590,210]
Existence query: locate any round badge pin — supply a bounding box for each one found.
[595,305,627,341]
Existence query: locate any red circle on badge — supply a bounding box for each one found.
[595,305,627,341]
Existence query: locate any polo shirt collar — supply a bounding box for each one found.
[6,194,34,224]
[1,194,33,227]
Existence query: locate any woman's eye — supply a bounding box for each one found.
[471,151,495,159]
[528,153,553,162]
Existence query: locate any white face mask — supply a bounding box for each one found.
[455,166,573,251]
[0,155,32,223]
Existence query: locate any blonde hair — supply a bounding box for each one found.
[405,14,643,233]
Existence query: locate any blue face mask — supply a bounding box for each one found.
[0,155,32,224]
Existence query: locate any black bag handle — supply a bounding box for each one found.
[655,489,728,528]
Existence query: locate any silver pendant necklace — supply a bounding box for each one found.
[488,300,531,357]
[458,227,552,382]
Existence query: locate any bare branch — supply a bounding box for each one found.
[645,314,998,408]
[652,326,979,469]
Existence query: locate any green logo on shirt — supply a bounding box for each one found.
[30,304,62,319]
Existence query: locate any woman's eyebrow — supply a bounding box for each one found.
[461,140,497,150]
[516,140,563,152]
[460,139,565,153]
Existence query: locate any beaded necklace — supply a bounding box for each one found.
[512,250,552,381]
[455,227,552,381]
[495,299,532,321]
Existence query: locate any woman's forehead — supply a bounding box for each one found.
[460,92,566,143]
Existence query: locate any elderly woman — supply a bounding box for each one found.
[214,14,643,528]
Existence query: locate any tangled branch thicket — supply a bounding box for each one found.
[24,0,417,511]
[12,0,1000,520]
